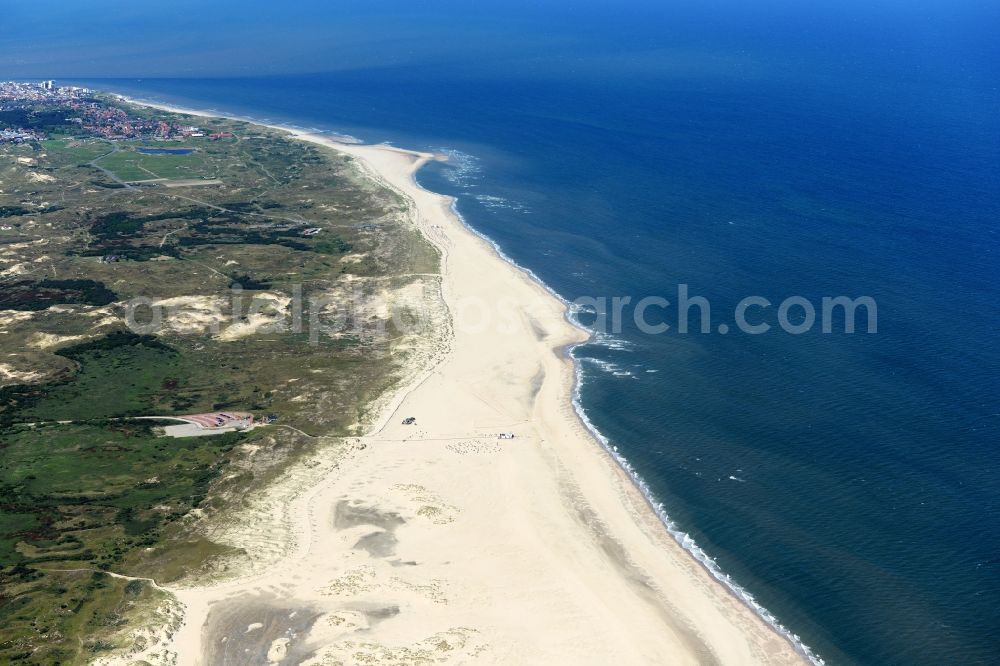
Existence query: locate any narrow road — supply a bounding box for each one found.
[88,140,132,189]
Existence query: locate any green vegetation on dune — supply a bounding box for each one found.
[0,279,117,311]
[1,206,36,218]
[0,422,241,548]
[0,94,442,663]
[0,513,39,564]
[0,421,244,662]
[0,565,172,663]
[70,199,355,262]
[10,332,181,423]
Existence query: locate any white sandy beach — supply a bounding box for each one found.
[120,99,809,665]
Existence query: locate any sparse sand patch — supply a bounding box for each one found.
[150,295,228,335]
[0,310,36,331]
[301,626,485,666]
[0,363,45,386]
[340,252,367,264]
[216,292,291,341]
[28,332,93,349]
[0,263,28,276]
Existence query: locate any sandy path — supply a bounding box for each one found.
[123,98,810,665]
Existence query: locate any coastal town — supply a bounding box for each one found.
[0,80,220,142]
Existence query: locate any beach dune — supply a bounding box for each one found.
[132,100,807,664]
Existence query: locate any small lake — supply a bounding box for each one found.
[137,147,194,155]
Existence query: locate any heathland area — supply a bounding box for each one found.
[0,90,440,663]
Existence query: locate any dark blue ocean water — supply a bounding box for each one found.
[71,4,1000,662]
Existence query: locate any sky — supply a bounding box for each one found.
[1,0,997,80]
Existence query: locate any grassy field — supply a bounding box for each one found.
[94,146,216,182]
[0,97,443,663]
[39,139,115,166]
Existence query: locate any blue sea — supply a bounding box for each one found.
[68,2,1000,662]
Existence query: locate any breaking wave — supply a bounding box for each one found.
[426,156,824,666]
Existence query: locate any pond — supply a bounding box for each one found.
[136,147,194,155]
